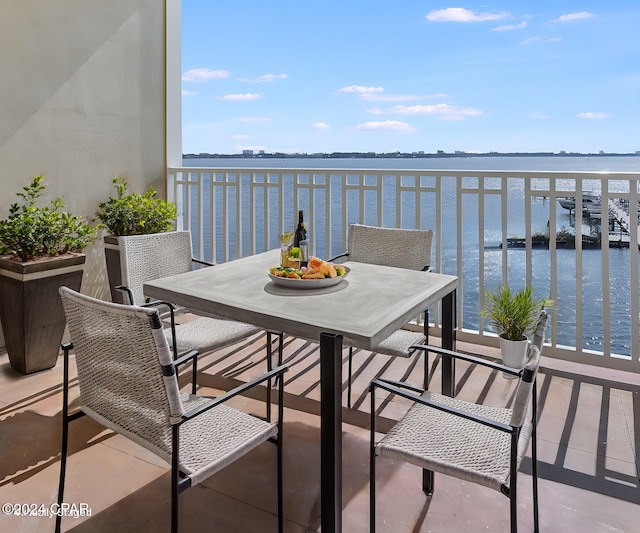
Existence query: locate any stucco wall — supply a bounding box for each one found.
[0,0,168,347]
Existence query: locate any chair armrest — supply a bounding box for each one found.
[180,364,289,421]
[192,257,215,267]
[410,345,521,378]
[115,285,134,305]
[138,299,178,355]
[370,377,513,433]
[327,251,349,263]
[173,349,199,368]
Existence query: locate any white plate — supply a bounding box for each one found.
[267,266,350,289]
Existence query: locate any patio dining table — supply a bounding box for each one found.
[143,249,458,532]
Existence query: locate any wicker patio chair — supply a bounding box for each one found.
[56,286,287,533]
[330,223,434,408]
[369,311,548,533]
[116,231,283,388]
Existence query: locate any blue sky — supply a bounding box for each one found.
[181,1,639,155]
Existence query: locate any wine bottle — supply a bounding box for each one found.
[293,209,307,248]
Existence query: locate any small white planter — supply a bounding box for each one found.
[498,335,529,378]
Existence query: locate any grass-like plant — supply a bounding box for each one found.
[483,286,552,341]
[95,177,177,236]
[0,175,98,262]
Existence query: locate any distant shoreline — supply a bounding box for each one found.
[184,151,639,160]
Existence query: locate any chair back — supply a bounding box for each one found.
[509,311,547,427]
[347,224,433,271]
[59,286,185,461]
[119,231,194,305]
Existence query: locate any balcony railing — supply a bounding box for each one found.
[167,166,640,372]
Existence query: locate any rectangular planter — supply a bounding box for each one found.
[0,254,85,374]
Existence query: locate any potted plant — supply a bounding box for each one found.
[483,286,551,374]
[0,175,98,374]
[94,177,177,302]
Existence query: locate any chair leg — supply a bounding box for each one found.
[370,384,377,532]
[422,468,434,496]
[347,346,354,408]
[55,347,72,533]
[423,309,430,390]
[55,427,68,533]
[423,349,430,390]
[532,384,540,532]
[266,332,273,422]
[277,363,285,533]
[510,436,519,533]
[171,426,180,533]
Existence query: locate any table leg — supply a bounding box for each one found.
[441,289,457,397]
[320,332,343,533]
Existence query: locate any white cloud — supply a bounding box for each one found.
[217,93,262,101]
[366,107,384,115]
[577,112,610,119]
[182,90,197,97]
[312,122,330,130]
[355,120,416,132]
[391,104,483,120]
[359,93,423,102]
[527,112,549,120]
[426,8,510,23]
[237,116,272,122]
[339,85,447,102]
[239,73,289,83]
[492,21,527,31]
[182,68,229,82]
[552,12,595,23]
[231,134,249,139]
[338,85,384,94]
[521,36,563,45]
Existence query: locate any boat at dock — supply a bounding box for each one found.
[558,192,600,212]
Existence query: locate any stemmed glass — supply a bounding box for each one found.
[279,232,293,267]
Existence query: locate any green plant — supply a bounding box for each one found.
[0,175,98,262]
[95,177,177,236]
[483,286,552,341]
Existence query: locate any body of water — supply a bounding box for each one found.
[183,156,640,356]
[184,154,640,172]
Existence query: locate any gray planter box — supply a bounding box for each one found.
[0,254,85,374]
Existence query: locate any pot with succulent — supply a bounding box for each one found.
[94,177,178,303]
[483,285,552,376]
[0,175,99,374]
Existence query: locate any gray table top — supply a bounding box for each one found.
[144,250,457,350]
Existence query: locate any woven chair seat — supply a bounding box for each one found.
[178,394,278,485]
[372,330,426,358]
[346,329,426,358]
[377,391,532,493]
[170,318,261,353]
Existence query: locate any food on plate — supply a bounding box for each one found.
[269,257,346,280]
[269,266,302,279]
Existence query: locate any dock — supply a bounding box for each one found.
[606,198,640,246]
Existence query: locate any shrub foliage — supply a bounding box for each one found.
[0,175,98,262]
[95,177,177,236]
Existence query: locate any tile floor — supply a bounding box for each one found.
[0,333,638,532]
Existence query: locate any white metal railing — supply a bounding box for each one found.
[168,166,640,372]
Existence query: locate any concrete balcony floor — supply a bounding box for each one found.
[0,332,638,532]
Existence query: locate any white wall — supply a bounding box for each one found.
[0,0,171,347]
